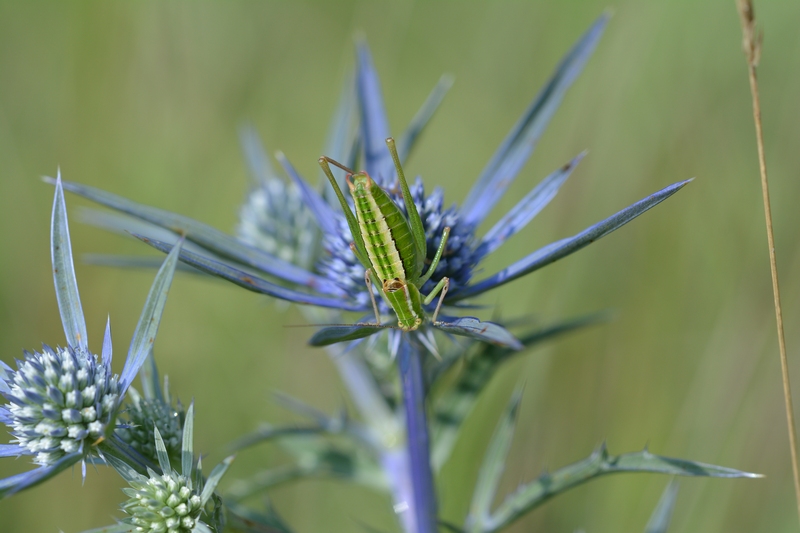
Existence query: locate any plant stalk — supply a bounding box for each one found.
[399,340,438,533]
[736,0,800,520]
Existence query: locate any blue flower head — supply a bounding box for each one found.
[237,125,322,272]
[56,15,689,353]
[0,176,183,498]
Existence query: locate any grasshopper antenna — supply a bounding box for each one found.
[319,155,355,175]
[284,323,401,330]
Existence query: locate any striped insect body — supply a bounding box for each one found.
[320,138,450,332]
[350,172,420,282]
[314,138,521,351]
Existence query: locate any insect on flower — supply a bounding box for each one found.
[309,137,517,353]
[319,138,451,332]
[303,133,523,351]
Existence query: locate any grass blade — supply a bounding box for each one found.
[736,0,800,520]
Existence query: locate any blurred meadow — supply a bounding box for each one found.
[1,1,800,531]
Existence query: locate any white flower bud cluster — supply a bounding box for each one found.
[122,471,203,533]
[4,345,119,464]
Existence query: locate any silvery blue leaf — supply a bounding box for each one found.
[51,173,88,351]
[434,316,522,350]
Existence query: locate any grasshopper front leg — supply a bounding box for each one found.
[418,226,450,286]
[423,277,450,325]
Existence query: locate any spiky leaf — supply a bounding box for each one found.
[450,180,692,302]
[119,237,183,392]
[52,178,340,295]
[485,446,760,532]
[51,175,88,351]
[434,317,522,350]
[182,403,195,477]
[308,324,387,346]
[200,455,235,506]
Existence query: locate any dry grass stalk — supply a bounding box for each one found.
[736,0,800,521]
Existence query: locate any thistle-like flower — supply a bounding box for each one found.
[1,345,120,466]
[237,125,322,272]
[117,384,185,465]
[0,176,182,498]
[55,15,688,353]
[107,404,233,533]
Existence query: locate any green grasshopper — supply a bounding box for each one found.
[319,137,451,331]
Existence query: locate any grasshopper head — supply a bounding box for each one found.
[383,277,405,292]
[346,172,373,193]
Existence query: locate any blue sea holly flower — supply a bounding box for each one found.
[237,125,324,274]
[0,176,183,498]
[54,15,689,352]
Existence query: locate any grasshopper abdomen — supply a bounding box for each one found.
[349,172,419,283]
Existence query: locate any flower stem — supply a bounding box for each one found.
[399,340,438,533]
[381,448,417,533]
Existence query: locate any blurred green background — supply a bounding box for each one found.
[1,1,799,531]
